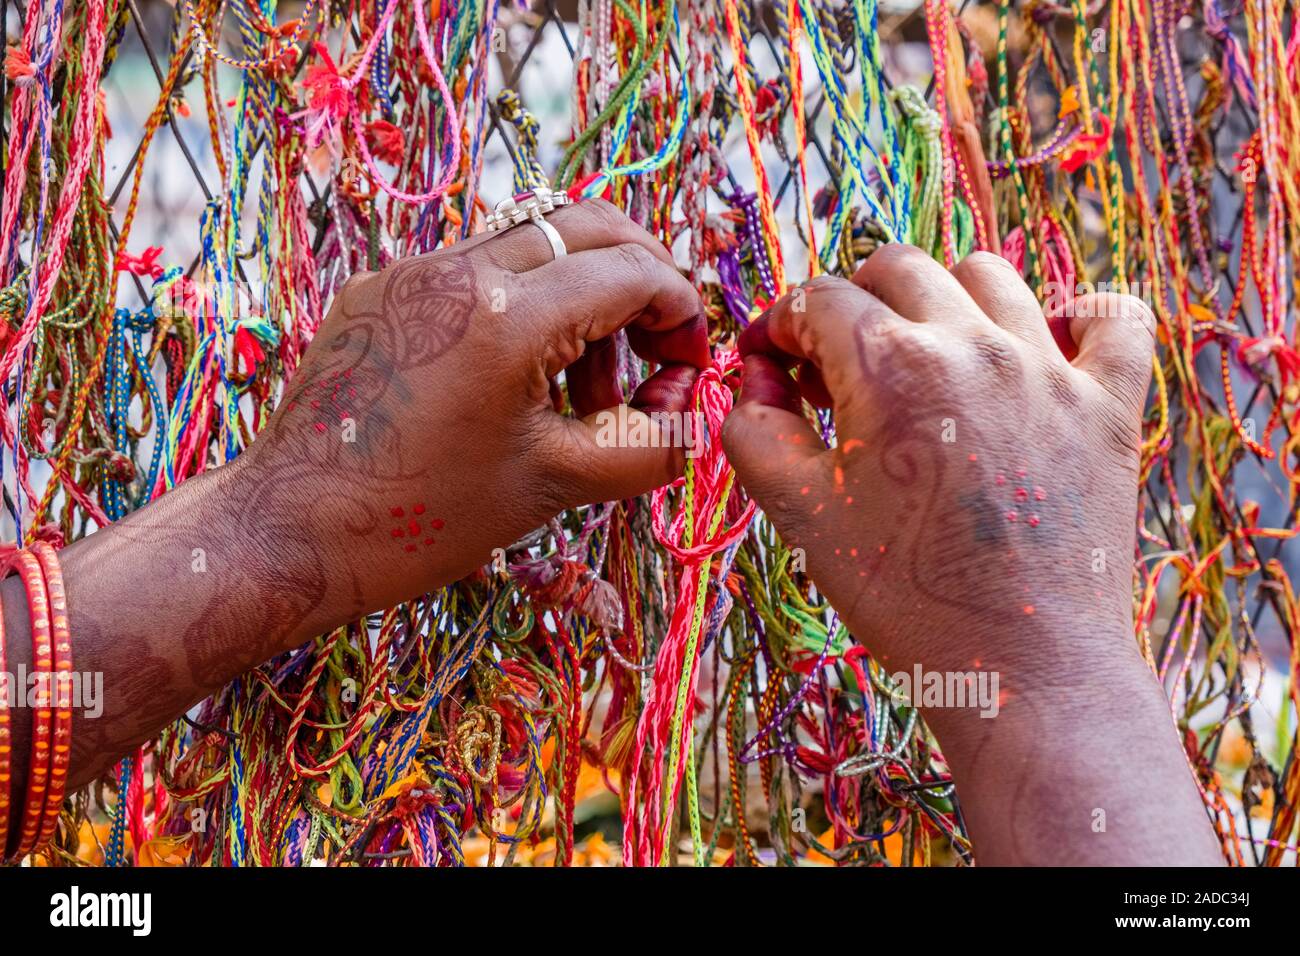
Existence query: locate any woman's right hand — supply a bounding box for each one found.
[721,245,1156,693]
[720,245,1220,864]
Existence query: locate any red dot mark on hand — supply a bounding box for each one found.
[386,506,446,552]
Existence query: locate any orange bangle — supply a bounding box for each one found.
[31,542,70,850]
[3,550,51,860]
[0,581,10,853]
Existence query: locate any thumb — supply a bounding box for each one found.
[722,355,827,518]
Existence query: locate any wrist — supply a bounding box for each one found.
[924,640,1221,864]
[920,624,1158,759]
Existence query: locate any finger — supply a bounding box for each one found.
[736,353,802,415]
[950,250,1054,350]
[546,364,700,504]
[630,363,698,416]
[723,355,828,519]
[566,335,621,419]
[464,197,678,274]
[567,321,714,419]
[850,242,978,323]
[1067,292,1156,407]
[796,360,833,408]
[520,244,709,386]
[738,276,899,430]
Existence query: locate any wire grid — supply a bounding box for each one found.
[1,0,1295,863]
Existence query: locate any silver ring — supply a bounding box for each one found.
[485,185,572,261]
[531,217,567,260]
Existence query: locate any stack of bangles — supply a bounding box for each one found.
[0,542,72,863]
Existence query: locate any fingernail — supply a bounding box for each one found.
[630,364,696,414]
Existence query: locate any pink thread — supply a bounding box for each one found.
[621,349,755,867]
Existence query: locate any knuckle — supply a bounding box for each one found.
[893,324,944,360]
[870,242,929,272]
[336,270,378,312]
[581,196,629,231]
[960,250,1012,273]
[802,275,856,303]
[966,331,1024,378]
[612,241,655,273]
[1119,294,1157,339]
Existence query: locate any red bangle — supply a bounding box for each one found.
[30,542,70,850]
[0,581,10,853]
[4,551,51,860]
